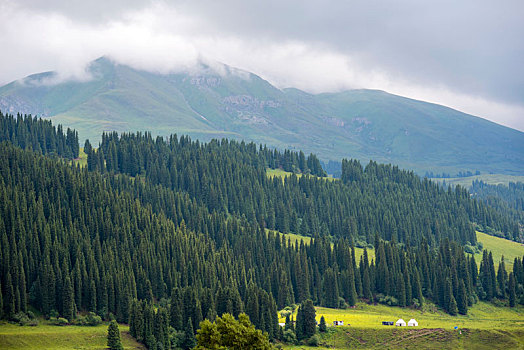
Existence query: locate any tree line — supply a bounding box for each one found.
[470,180,524,234]
[0,111,79,159]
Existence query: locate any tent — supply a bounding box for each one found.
[408,319,418,327]
[396,319,406,326]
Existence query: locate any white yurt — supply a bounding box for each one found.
[395,319,406,326]
[408,319,418,327]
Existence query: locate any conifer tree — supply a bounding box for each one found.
[62,276,74,321]
[457,280,468,315]
[497,257,508,299]
[319,316,327,332]
[182,317,196,350]
[296,299,316,340]
[508,273,516,307]
[107,320,123,350]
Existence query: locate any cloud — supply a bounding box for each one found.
[0,0,523,131]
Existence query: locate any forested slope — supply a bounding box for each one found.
[1,114,523,350]
[88,131,518,244]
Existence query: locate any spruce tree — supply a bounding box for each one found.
[107,320,123,350]
[457,280,468,315]
[300,299,317,340]
[319,316,327,332]
[182,317,196,350]
[508,273,516,307]
[62,276,74,321]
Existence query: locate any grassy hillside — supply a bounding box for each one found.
[475,231,524,271]
[1,57,523,175]
[430,174,524,188]
[280,302,524,349]
[281,302,524,330]
[0,322,144,350]
[283,327,524,350]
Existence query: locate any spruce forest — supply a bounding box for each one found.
[0,112,523,349]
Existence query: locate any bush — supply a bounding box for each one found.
[86,312,102,326]
[51,317,69,326]
[12,312,30,325]
[168,327,184,349]
[378,295,399,306]
[48,309,59,319]
[73,312,102,326]
[26,311,36,319]
[282,329,297,344]
[307,334,320,346]
[338,297,348,309]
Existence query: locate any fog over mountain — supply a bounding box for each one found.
[1,0,523,131]
[1,57,522,175]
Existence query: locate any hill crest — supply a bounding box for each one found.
[0,57,522,175]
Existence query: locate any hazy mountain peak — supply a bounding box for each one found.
[0,60,522,175]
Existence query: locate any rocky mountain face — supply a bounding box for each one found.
[1,57,523,175]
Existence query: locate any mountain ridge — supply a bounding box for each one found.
[0,57,522,175]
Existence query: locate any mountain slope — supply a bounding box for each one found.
[1,57,522,175]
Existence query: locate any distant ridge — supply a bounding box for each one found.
[0,57,522,175]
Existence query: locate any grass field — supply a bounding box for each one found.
[282,326,524,350]
[475,231,524,271]
[0,321,145,350]
[281,302,524,330]
[430,174,524,188]
[280,302,524,349]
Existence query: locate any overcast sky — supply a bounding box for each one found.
[1,0,523,131]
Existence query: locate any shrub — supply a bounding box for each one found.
[73,312,102,326]
[378,295,399,306]
[48,309,59,319]
[86,312,102,326]
[282,329,298,344]
[12,312,30,325]
[51,317,69,326]
[307,334,320,346]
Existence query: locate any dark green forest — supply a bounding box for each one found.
[87,131,517,245]
[0,113,523,349]
[0,112,79,159]
[470,180,524,231]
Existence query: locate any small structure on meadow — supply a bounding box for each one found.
[408,319,418,327]
[333,320,344,326]
[382,321,394,326]
[395,319,406,327]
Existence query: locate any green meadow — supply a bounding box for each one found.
[430,174,524,188]
[280,302,524,350]
[0,321,144,350]
[476,231,524,271]
[281,302,524,330]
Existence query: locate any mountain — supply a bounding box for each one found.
[1,57,522,175]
